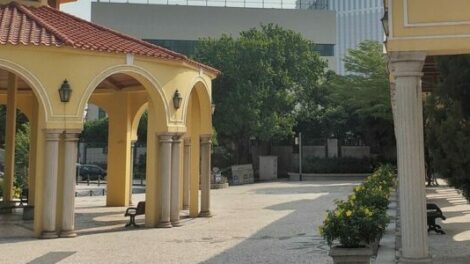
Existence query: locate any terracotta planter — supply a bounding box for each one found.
[329,245,373,264]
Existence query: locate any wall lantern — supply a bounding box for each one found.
[381,11,389,36]
[59,79,72,102]
[173,89,183,109]
[381,0,389,36]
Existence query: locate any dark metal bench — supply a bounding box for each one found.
[427,203,446,234]
[19,188,28,206]
[124,201,145,227]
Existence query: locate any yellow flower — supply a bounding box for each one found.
[335,210,341,217]
[346,210,352,217]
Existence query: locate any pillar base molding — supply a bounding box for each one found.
[182,205,189,210]
[399,256,432,264]
[171,221,182,227]
[41,231,58,239]
[157,221,172,228]
[59,230,77,238]
[198,211,212,217]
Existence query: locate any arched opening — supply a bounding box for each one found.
[184,81,212,218]
[73,71,164,234]
[0,67,47,239]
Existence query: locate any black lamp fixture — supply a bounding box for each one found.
[381,0,389,36]
[59,79,72,103]
[173,89,183,109]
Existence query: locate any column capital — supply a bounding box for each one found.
[43,129,63,141]
[172,133,184,143]
[200,135,212,145]
[63,130,81,142]
[184,137,191,146]
[158,133,173,143]
[389,51,426,77]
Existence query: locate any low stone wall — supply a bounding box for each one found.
[288,172,369,181]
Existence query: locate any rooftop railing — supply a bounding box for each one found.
[94,0,329,10]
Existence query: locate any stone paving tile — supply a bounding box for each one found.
[0,180,359,264]
[427,186,470,264]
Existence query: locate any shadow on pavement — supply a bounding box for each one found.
[427,186,470,264]
[201,182,358,264]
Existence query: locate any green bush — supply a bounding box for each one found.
[319,165,396,247]
[303,157,374,173]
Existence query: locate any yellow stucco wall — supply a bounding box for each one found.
[386,0,470,55]
[0,43,214,236]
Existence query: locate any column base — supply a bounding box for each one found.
[41,231,58,239]
[171,220,182,227]
[157,221,172,228]
[60,230,77,238]
[183,205,189,210]
[198,211,212,217]
[399,256,432,264]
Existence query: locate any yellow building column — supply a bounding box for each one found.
[390,51,431,264]
[170,134,183,226]
[199,135,212,217]
[41,130,62,239]
[60,130,80,238]
[182,138,191,210]
[106,92,132,207]
[3,73,17,204]
[28,98,39,205]
[157,133,173,228]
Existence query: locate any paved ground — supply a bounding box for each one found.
[0,180,358,264]
[427,184,470,264]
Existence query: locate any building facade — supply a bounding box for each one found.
[297,0,384,74]
[91,2,337,70]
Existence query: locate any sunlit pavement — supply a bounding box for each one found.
[0,180,359,264]
[427,183,470,264]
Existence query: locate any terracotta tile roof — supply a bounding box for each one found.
[0,1,219,75]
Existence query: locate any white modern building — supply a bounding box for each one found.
[91,1,336,70]
[297,0,384,74]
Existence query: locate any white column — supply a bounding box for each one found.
[199,135,211,217]
[390,51,431,264]
[41,130,62,239]
[3,73,17,204]
[170,135,182,226]
[157,134,172,228]
[60,131,80,238]
[183,138,191,210]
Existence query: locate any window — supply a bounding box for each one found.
[144,39,199,56]
[313,44,335,56]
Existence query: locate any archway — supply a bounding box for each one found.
[184,80,213,218]
[71,69,167,234]
[0,67,47,239]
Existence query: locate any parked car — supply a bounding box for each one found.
[77,164,107,181]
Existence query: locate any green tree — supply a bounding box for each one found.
[14,122,30,189]
[301,41,394,157]
[194,24,328,163]
[80,117,108,145]
[425,55,470,200]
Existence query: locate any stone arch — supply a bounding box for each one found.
[131,102,148,142]
[183,77,212,135]
[0,59,49,123]
[79,64,169,131]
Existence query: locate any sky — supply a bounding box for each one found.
[60,0,91,21]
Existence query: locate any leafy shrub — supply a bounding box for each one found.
[319,165,396,247]
[303,157,374,173]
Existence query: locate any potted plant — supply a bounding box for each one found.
[319,165,395,264]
